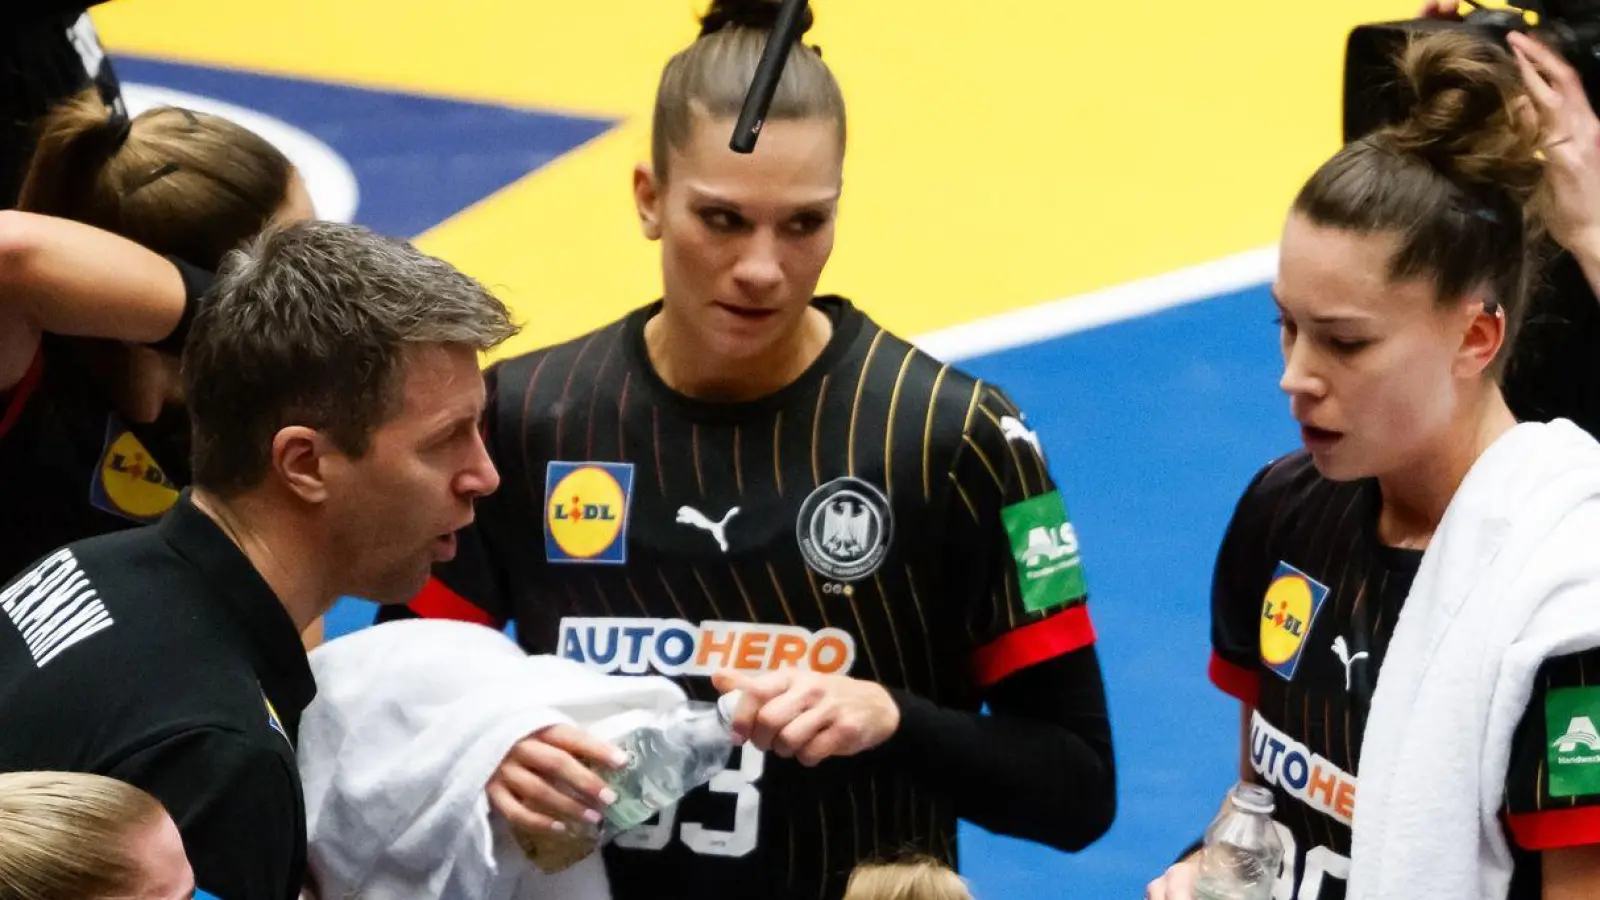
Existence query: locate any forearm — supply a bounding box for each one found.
[1569,235,1600,306]
[0,211,187,344]
[876,650,1116,851]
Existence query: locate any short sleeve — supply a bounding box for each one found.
[1504,650,1600,851]
[943,386,1094,688]
[1207,463,1279,708]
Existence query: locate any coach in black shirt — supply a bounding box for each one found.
[0,220,515,899]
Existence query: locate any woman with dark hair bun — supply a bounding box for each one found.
[1149,29,1600,900]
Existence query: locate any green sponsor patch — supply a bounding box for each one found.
[1000,491,1087,612]
[1546,686,1600,798]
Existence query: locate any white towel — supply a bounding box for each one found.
[1349,419,1600,900]
[297,619,687,900]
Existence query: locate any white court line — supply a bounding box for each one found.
[911,245,1280,362]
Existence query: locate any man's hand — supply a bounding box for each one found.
[486,724,628,835]
[1418,1,1463,19]
[1508,31,1600,261]
[712,669,901,767]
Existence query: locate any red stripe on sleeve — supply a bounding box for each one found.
[1209,651,1261,707]
[972,605,1096,687]
[0,348,43,443]
[409,576,498,628]
[1507,805,1600,851]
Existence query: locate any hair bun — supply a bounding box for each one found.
[1383,31,1543,207]
[699,0,814,39]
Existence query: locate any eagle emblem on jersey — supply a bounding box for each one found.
[1260,561,1330,682]
[89,415,179,524]
[797,477,892,582]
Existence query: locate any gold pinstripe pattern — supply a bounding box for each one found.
[884,346,916,499]
[811,374,831,487]
[921,365,950,501]
[846,329,887,478]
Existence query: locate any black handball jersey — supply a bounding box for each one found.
[1209,450,1600,900]
[405,296,1102,900]
[0,336,190,582]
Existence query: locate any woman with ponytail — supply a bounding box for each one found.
[0,89,312,584]
[1148,31,1600,900]
[386,1,1117,897]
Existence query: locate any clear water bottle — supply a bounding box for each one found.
[1193,782,1285,900]
[598,691,742,835]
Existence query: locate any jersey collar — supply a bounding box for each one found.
[156,490,317,740]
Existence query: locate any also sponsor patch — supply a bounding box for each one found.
[544,462,635,565]
[1547,686,1600,798]
[1260,561,1330,682]
[89,415,179,524]
[1000,490,1086,612]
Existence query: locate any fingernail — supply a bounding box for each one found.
[550,820,567,833]
[584,809,603,824]
[611,751,630,768]
[599,788,618,806]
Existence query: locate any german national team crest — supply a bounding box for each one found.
[545,462,635,565]
[796,477,892,582]
[89,415,180,524]
[1260,561,1330,682]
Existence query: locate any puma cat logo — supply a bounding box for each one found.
[1331,635,1370,692]
[676,505,741,553]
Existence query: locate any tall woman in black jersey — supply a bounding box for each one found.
[0,92,313,581]
[390,1,1117,897]
[1148,31,1600,900]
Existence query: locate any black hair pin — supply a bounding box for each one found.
[121,163,180,197]
[730,0,812,153]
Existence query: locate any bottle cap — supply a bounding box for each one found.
[716,690,744,723]
[1229,782,1275,816]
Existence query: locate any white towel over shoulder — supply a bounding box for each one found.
[1350,419,1600,900]
[297,619,687,900]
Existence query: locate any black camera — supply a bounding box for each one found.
[1343,1,1600,142]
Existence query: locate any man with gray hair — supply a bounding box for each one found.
[0,220,516,900]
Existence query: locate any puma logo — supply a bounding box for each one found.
[999,415,1043,456]
[1331,635,1370,692]
[676,505,740,553]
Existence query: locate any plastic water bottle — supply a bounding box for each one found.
[1193,782,1285,900]
[598,691,742,835]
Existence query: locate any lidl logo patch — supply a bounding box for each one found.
[545,462,634,564]
[1000,491,1087,612]
[1260,561,1329,682]
[1547,687,1600,797]
[89,416,179,524]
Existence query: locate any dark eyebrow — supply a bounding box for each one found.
[1270,290,1373,326]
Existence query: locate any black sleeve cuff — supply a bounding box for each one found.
[147,256,214,356]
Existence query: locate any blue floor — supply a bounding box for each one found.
[946,286,1299,896]
[325,283,1301,897]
